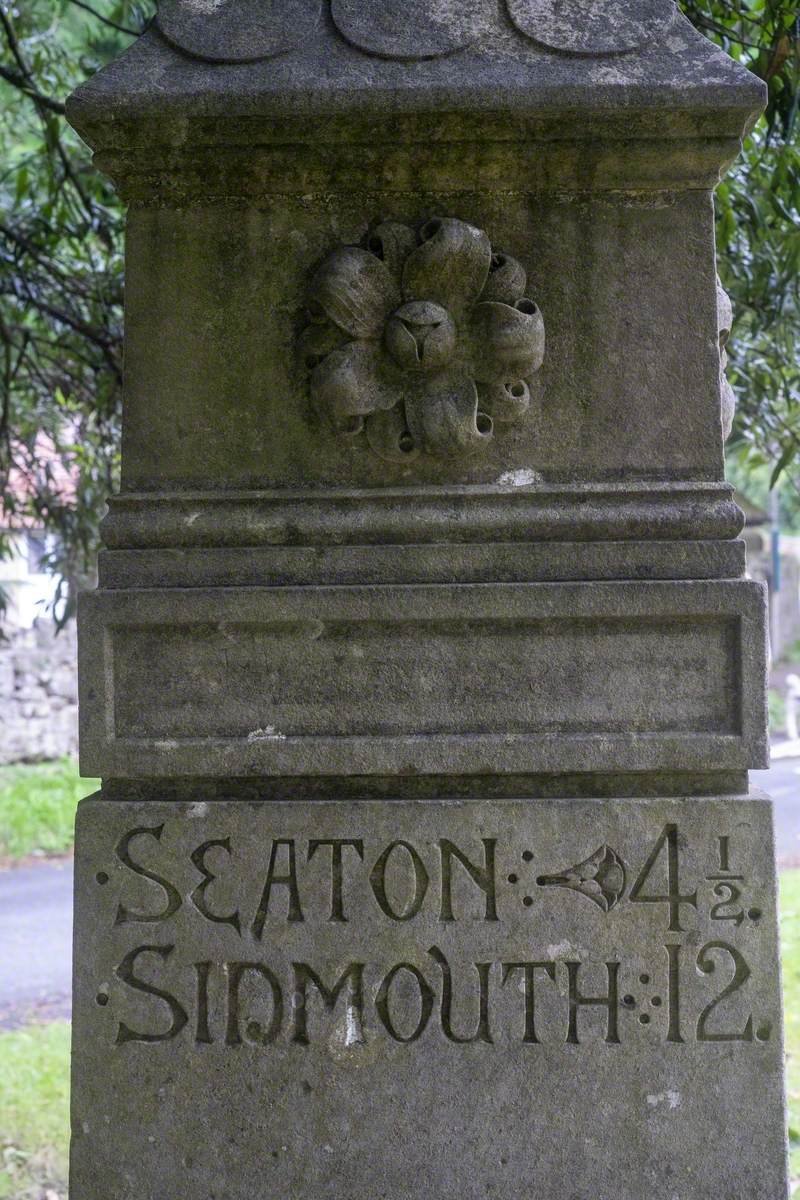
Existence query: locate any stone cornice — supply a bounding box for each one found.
[66,14,765,199]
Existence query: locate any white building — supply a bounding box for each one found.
[0,527,60,629]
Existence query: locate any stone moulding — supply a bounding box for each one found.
[65,8,767,204]
[86,126,757,205]
[99,483,745,549]
[96,542,747,590]
[78,580,768,782]
[300,218,545,463]
[155,0,677,63]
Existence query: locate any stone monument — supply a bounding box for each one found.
[67,2,789,1196]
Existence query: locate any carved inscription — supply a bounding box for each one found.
[89,817,774,1054]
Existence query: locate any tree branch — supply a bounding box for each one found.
[65,0,143,37]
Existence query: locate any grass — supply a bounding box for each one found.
[772,687,789,736]
[0,759,98,863]
[0,1022,70,1198]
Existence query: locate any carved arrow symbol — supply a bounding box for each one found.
[537,845,627,913]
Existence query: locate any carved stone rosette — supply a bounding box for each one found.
[299,218,545,461]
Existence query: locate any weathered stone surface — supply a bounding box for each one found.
[115,196,730,491]
[156,0,323,64]
[96,539,747,590]
[65,2,787,1196]
[78,580,768,784]
[507,0,676,55]
[71,793,788,1200]
[331,0,481,61]
[67,7,764,170]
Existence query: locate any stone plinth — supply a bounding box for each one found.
[72,795,785,1200]
[66,2,788,1197]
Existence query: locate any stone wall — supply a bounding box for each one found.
[0,620,78,765]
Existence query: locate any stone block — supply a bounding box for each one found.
[71,793,788,1200]
[78,579,768,784]
[63,4,786,1197]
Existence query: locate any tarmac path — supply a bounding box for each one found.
[0,856,72,1029]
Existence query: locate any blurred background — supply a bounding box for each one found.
[0,1,797,1197]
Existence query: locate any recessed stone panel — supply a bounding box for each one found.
[70,794,788,1200]
[78,580,767,780]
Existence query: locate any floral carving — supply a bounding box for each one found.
[299,218,545,461]
[537,845,627,913]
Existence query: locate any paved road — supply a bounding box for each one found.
[1,762,800,1027]
[0,856,72,1028]
[754,755,800,868]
